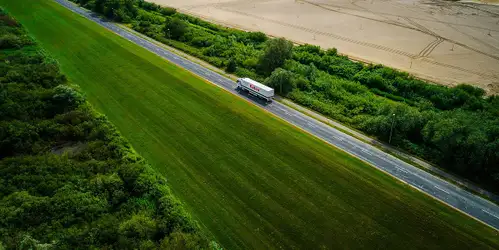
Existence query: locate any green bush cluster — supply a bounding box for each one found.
[73,0,139,22]
[68,0,499,191]
[280,59,499,188]
[0,10,211,249]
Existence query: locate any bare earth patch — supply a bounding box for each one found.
[149,0,499,94]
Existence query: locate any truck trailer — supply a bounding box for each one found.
[236,78,274,102]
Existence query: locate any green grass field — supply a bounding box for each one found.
[3,0,499,249]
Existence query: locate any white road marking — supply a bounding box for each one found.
[483,209,499,219]
[434,185,450,194]
[307,122,318,128]
[395,166,408,173]
[361,148,373,156]
[332,136,343,141]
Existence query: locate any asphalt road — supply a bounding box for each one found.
[55,0,499,231]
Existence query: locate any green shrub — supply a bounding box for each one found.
[247,31,267,44]
[0,34,22,49]
[264,68,296,95]
[258,38,293,75]
[159,7,177,16]
[164,17,188,40]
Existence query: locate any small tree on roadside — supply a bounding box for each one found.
[264,68,296,95]
[258,38,293,75]
[163,17,187,40]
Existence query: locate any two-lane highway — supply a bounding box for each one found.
[55,0,499,230]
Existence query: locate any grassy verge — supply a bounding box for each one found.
[3,0,499,249]
[117,23,238,81]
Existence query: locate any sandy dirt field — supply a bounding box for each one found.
[149,0,499,93]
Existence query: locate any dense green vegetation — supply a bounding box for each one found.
[3,0,499,249]
[68,0,499,192]
[0,8,210,249]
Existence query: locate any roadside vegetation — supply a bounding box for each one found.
[0,8,210,249]
[69,0,499,193]
[4,0,499,249]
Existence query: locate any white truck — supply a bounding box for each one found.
[236,78,274,102]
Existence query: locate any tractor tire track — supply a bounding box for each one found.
[316,1,499,32]
[417,37,444,57]
[417,39,439,57]
[403,17,444,57]
[216,5,497,79]
[447,38,499,62]
[215,6,416,58]
[301,0,437,36]
[445,23,499,52]
[403,17,438,36]
[418,37,444,57]
[420,58,497,80]
[203,2,497,79]
[423,37,444,57]
[300,0,499,62]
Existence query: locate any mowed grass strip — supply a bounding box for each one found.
[4,0,499,249]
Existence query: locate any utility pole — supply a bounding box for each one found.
[389,113,395,144]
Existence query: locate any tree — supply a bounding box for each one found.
[0,34,22,49]
[119,214,157,239]
[258,38,293,75]
[18,234,54,250]
[264,68,296,95]
[160,231,208,250]
[164,17,188,40]
[52,85,85,109]
[90,0,137,22]
[226,59,237,73]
